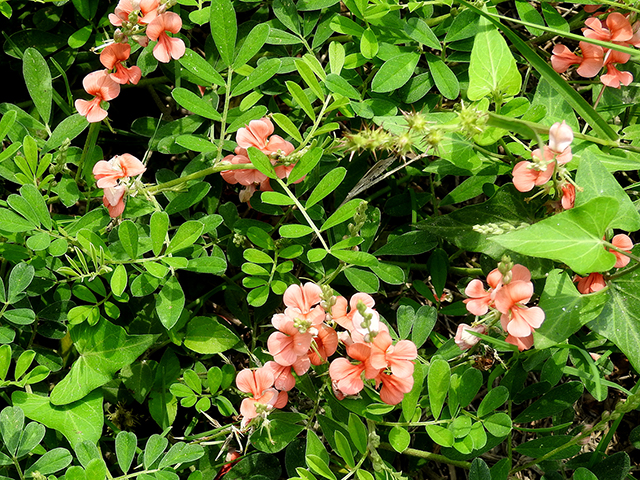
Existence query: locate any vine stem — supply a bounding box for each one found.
[145,162,257,195]
[274,177,330,252]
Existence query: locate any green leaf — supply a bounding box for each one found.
[329,41,345,74]
[14,350,35,380]
[183,316,240,354]
[279,224,314,238]
[425,52,459,100]
[7,262,34,304]
[233,58,281,96]
[468,19,521,101]
[359,27,378,59]
[575,150,640,231]
[404,17,441,50]
[262,191,295,206]
[158,443,204,469]
[306,167,346,207]
[307,454,336,480]
[0,345,10,381]
[535,270,607,349]
[325,73,361,100]
[469,458,491,480]
[0,110,16,141]
[515,435,580,460]
[482,412,512,437]
[247,146,278,180]
[513,382,584,423]
[411,305,437,348]
[295,58,324,100]
[515,0,545,36]
[50,320,155,405]
[250,414,304,453]
[477,386,509,417]
[428,357,450,420]
[588,268,640,372]
[371,53,420,93]
[179,49,225,86]
[348,414,367,455]
[573,468,598,480]
[369,263,405,285]
[144,434,168,469]
[166,220,204,254]
[3,308,36,326]
[331,250,378,267]
[286,81,316,121]
[172,88,221,121]
[210,0,236,68]
[333,430,354,468]
[110,265,128,298]
[0,406,23,455]
[23,48,52,124]
[288,147,321,184]
[16,421,45,458]
[13,390,103,446]
[425,425,454,447]
[343,267,379,293]
[42,114,88,153]
[297,0,340,9]
[374,230,438,256]
[321,199,363,231]
[389,426,411,452]
[20,184,52,229]
[459,368,483,408]
[25,447,72,476]
[272,113,303,144]
[165,182,211,215]
[115,431,137,474]
[490,197,618,275]
[150,211,169,256]
[0,208,36,233]
[156,276,185,330]
[233,24,270,69]
[118,221,139,260]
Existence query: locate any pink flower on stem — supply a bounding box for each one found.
[375,371,414,405]
[331,293,376,332]
[575,272,607,294]
[329,343,371,397]
[609,234,633,268]
[551,42,604,78]
[283,282,322,314]
[103,185,127,218]
[100,43,142,85]
[561,183,576,210]
[455,323,488,351]
[368,330,417,379]
[75,70,121,123]
[307,324,339,366]
[236,368,287,428]
[583,12,633,43]
[93,154,146,188]
[146,12,185,63]
[109,0,159,26]
[463,264,530,316]
[505,333,534,352]
[512,158,554,193]
[601,62,633,88]
[495,281,545,338]
[236,118,295,156]
[548,121,574,164]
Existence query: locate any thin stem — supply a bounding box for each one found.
[274,177,330,251]
[77,121,101,183]
[297,95,332,151]
[378,443,471,469]
[146,163,257,195]
[216,68,234,162]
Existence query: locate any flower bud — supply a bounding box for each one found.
[548,121,573,153]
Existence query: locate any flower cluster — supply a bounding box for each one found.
[235,283,418,428]
[573,234,634,293]
[92,153,146,217]
[512,120,576,210]
[551,12,639,88]
[461,261,545,351]
[221,118,297,202]
[75,0,185,122]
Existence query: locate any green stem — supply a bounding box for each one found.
[146,163,257,195]
[274,177,330,251]
[216,68,234,162]
[378,443,471,469]
[297,95,332,151]
[77,121,101,183]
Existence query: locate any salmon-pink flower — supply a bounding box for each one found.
[583,13,633,43]
[100,43,142,85]
[463,280,493,316]
[236,118,295,156]
[236,367,287,427]
[329,342,370,396]
[93,153,146,188]
[146,12,185,63]
[308,324,339,366]
[505,333,534,351]
[495,281,545,337]
[609,234,633,268]
[548,121,573,162]
[75,70,121,123]
[103,185,127,218]
[575,272,607,294]
[455,323,488,351]
[375,371,414,405]
[561,183,576,210]
[331,293,376,331]
[551,43,604,78]
[368,331,417,378]
[267,313,314,366]
[263,360,302,391]
[283,282,322,313]
[512,159,554,193]
[601,63,633,88]
[109,0,159,26]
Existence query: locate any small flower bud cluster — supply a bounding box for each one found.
[472,222,528,235]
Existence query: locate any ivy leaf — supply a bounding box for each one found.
[490,197,618,275]
[12,390,103,447]
[535,270,608,349]
[50,319,156,405]
[588,265,640,372]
